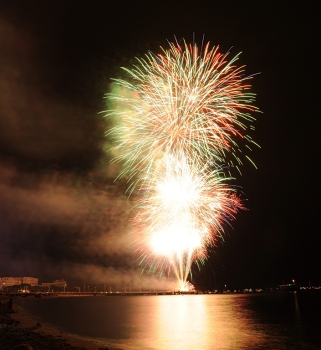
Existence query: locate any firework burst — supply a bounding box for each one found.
[106,40,259,187]
[132,152,244,285]
[104,39,259,290]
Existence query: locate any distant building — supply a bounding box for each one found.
[2,277,22,286]
[1,276,38,287]
[22,277,38,286]
[41,279,67,288]
[52,279,67,287]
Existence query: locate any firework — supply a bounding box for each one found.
[105,39,258,290]
[133,152,244,287]
[106,40,259,187]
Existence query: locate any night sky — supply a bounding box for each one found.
[0,1,319,290]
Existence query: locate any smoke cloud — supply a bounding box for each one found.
[0,16,175,290]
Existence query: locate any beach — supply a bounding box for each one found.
[0,296,123,350]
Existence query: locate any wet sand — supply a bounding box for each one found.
[0,296,124,350]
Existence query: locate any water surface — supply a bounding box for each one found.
[15,292,321,350]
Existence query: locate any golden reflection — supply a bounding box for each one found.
[144,295,264,350]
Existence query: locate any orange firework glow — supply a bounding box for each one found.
[133,152,244,287]
[105,39,258,290]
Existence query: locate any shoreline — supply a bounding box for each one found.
[0,296,124,350]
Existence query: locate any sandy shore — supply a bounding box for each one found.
[0,296,124,350]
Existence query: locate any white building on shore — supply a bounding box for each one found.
[52,279,67,287]
[41,279,67,287]
[0,276,39,288]
[41,279,67,292]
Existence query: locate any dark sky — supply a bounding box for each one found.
[0,1,319,290]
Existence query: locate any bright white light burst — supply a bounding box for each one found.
[105,39,259,290]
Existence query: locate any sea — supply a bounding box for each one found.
[15,291,321,350]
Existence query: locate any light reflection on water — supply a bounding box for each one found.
[150,295,256,349]
[15,293,321,350]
